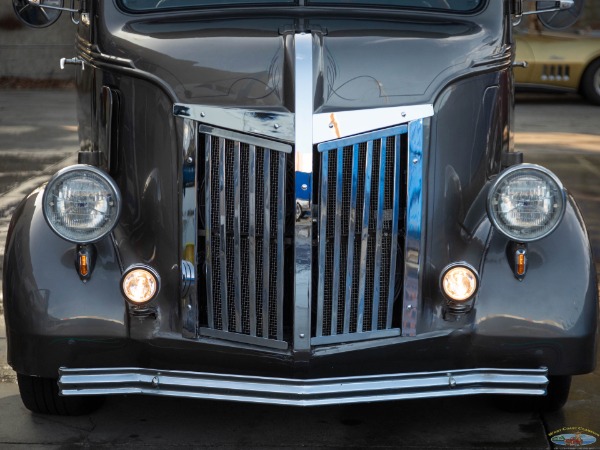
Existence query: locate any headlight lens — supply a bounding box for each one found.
[121,266,160,304]
[487,164,566,242]
[43,165,121,243]
[441,263,479,302]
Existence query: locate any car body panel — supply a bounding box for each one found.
[2,0,598,405]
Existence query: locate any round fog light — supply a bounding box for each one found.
[441,263,479,302]
[121,265,159,304]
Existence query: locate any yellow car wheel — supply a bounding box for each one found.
[582,59,600,105]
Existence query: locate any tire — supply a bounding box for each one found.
[494,375,571,413]
[581,59,600,106]
[296,202,303,221]
[17,373,104,415]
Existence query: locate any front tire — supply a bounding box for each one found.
[17,373,104,415]
[581,59,600,105]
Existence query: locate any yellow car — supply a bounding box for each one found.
[515,26,600,104]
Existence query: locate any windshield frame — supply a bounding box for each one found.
[117,0,487,14]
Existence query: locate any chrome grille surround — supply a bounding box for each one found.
[313,125,407,345]
[200,125,290,350]
[175,99,433,349]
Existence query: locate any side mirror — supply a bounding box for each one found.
[13,0,64,28]
[517,0,584,30]
[536,0,584,30]
[13,0,82,28]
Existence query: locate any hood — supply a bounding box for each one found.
[99,5,506,112]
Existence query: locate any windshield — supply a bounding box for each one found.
[120,0,484,12]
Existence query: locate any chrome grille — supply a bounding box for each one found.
[314,126,406,344]
[201,125,289,349]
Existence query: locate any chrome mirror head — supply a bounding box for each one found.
[516,0,584,30]
[537,0,584,30]
[12,0,64,28]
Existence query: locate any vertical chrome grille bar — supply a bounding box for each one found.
[262,149,271,338]
[331,148,344,335]
[316,151,329,337]
[205,134,214,329]
[276,152,286,341]
[218,137,229,332]
[403,119,425,337]
[248,144,257,336]
[233,141,242,333]
[387,135,401,328]
[357,140,374,333]
[343,143,359,334]
[372,138,387,331]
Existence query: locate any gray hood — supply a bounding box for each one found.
[99,5,505,111]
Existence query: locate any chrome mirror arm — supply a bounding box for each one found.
[25,0,79,13]
[521,0,574,16]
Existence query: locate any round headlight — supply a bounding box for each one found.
[43,165,121,243]
[121,265,160,305]
[440,263,479,302]
[487,164,566,242]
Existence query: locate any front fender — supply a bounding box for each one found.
[473,195,598,374]
[3,187,127,377]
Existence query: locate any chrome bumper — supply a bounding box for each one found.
[59,367,548,406]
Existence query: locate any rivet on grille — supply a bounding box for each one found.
[274,123,280,129]
[200,112,206,118]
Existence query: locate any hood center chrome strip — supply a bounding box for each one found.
[293,32,314,354]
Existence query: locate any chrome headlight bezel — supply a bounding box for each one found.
[42,164,122,244]
[487,164,566,242]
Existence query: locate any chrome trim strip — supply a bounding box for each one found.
[175,104,433,147]
[343,144,359,335]
[357,140,374,333]
[181,118,198,338]
[233,141,242,333]
[59,367,549,407]
[313,105,433,144]
[316,151,328,338]
[276,152,286,341]
[331,148,344,335]
[387,135,401,329]
[403,119,425,337]
[372,137,387,330]
[248,145,257,337]
[311,328,400,346]
[262,150,271,338]
[205,134,215,329]
[174,104,295,144]
[293,32,314,352]
[198,124,292,154]
[218,137,229,332]
[199,328,288,350]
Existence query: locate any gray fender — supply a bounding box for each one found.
[472,196,598,375]
[3,187,127,377]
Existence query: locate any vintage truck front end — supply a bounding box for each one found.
[3,0,598,414]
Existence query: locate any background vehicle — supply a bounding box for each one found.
[515,8,600,104]
[4,0,597,416]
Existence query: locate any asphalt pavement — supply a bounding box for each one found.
[0,89,599,449]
